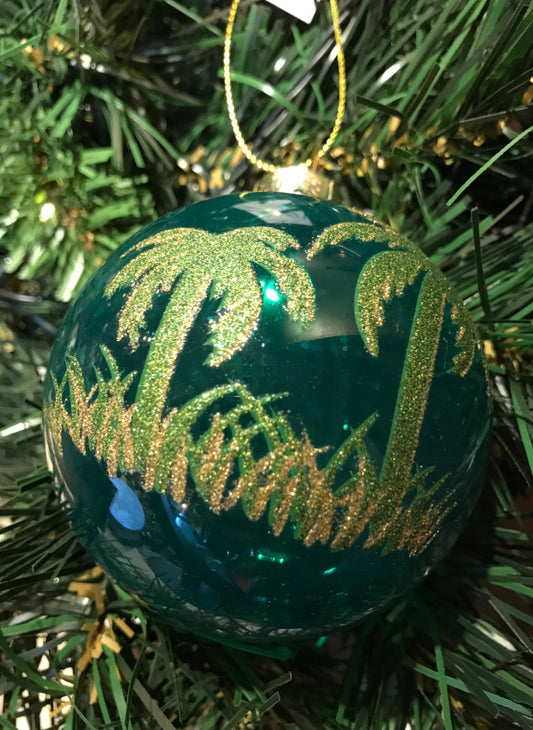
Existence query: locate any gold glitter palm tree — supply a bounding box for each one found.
[104,226,316,466]
[44,217,476,557]
[308,218,477,544]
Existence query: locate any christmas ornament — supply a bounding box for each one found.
[43,192,492,646]
[43,0,491,648]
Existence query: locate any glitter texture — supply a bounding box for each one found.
[308,219,480,551]
[104,226,315,466]
[44,198,486,560]
[45,356,454,557]
[309,218,478,375]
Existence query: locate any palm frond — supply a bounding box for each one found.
[355,250,424,355]
[205,264,262,366]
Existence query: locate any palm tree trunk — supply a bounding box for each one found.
[376,274,446,521]
[132,273,212,470]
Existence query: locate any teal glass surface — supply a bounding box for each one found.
[43,193,491,647]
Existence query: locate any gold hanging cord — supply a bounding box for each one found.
[224,0,346,173]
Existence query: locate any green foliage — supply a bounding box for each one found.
[1,0,533,301]
[0,84,155,298]
[0,0,532,728]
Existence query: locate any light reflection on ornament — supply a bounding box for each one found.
[264,284,281,302]
[109,477,145,530]
[173,511,237,587]
[257,551,286,564]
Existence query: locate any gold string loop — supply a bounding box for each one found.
[224,0,346,173]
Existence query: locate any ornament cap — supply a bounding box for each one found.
[253,164,337,200]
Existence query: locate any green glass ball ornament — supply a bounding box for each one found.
[43,193,491,648]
